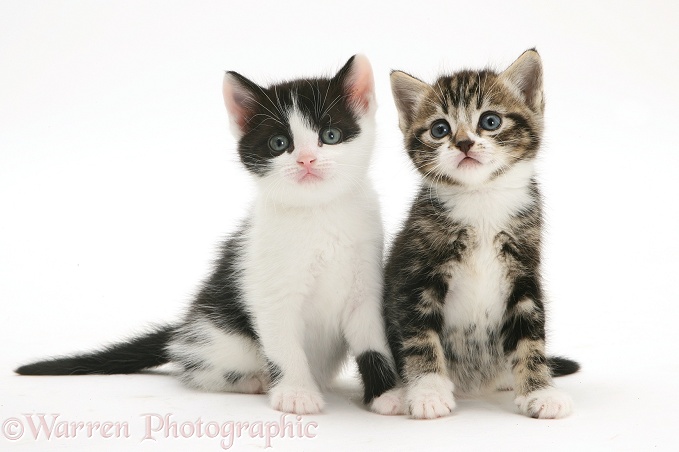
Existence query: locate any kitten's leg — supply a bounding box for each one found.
[390,273,458,418]
[168,320,267,394]
[502,286,573,419]
[258,309,324,414]
[394,228,478,418]
[249,289,325,415]
[401,331,455,419]
[342,249,403,415]
[391,277,456,418]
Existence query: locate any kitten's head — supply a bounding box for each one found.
[222,55,376,206]
[391,49,544,187]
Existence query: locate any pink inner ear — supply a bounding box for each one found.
[345,56,375,113]
[223,76,252,131]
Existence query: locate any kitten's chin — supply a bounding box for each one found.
[257,176,356,207]
[432,159,536,190]
[435,164,500,188]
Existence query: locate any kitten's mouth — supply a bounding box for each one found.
[458,156,482,169]
[297,170,323,183]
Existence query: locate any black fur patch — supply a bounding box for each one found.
[224,371,245,385]
[356,351,397,404]
[191,226,258,341]
[547,356,580,377]
[15,326,173,375]
[231,64,361,177]
[267,361,283,386]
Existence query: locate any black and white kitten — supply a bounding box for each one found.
[16,55,398,415]
[382,50,578,419]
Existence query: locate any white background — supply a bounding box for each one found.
[1,0,678,450]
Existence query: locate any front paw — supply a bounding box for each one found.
[370,387,406,415]
[406,374,456,419]
[269,385,325,414]
[515,388,573,419]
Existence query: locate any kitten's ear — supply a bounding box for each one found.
[333,54,376,114]
[390,71,430,133]
[500,49,544,113]
[222,71,262,138]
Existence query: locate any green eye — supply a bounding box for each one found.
[268,135,290,154]
[320,127,342,145]
[430,119,451,138]
[479,112,502,131]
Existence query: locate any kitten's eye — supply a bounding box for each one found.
[430,120,451,139]
[320,127,342,145]
[479,112,502,131]
[268,135,290,154]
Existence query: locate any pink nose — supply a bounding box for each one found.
[297,154,316,168]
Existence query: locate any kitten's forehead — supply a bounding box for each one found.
[288,108,318,148]
[251,79,360,135]
[419,70,514,122]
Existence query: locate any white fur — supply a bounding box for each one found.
[406,373,456,419]
[270,386,325,415]
[370,387,406,415]
[438,162,536,335]
[436,160,537,228]
[236,103,390,413]
[183,57,394,415]
[437,164,536,320]
[168,320,265,392]
[515,388,573,419]
[170,71,392,414]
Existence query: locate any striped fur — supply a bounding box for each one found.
[384,50,578,419]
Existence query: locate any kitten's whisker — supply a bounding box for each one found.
[248,98,286,128]
[321,95,343,120]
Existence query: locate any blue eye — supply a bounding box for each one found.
[479,112,502,131]
[430,120,451,139]
[268,135,290,154]
[320,127,342,145]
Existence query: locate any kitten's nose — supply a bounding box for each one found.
[297,152,316,168]
[455,139,475,154]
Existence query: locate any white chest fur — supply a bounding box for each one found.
[244,186,380,301]
[240,186,383,385]
[438,161,536,328]
[437,162,537,392]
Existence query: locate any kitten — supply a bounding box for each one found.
[382,50,578,419]
[15,55,398,415]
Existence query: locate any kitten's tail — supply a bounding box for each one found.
[547,356,580,377]
[14,325,174,376]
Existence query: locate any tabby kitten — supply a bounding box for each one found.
[383,50,578,419]
[16,55,398,415]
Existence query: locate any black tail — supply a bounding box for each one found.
[15,326,174,376]
[547,356,580,377]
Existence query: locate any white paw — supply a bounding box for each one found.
[370,387,406,415]
[515,388,573,419]
[269,386,325,414]
[406,374,456,419]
